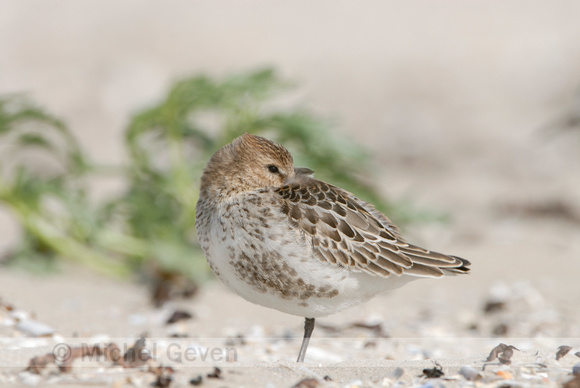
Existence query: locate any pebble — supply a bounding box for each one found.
[458,365,481,381]
[573,362,580,376]
[16,320,55,337]
[0,316,15,326]
[189,375,203,386]
[391,367,404,380]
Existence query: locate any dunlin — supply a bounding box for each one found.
[195,133,470,362]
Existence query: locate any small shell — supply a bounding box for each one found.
[497,370,514,380]
[459,366,482,381]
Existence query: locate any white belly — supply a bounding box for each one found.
[196,193,414,318]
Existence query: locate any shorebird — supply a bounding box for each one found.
[195,133,470,362]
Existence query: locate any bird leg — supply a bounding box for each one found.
[296,317,315,362]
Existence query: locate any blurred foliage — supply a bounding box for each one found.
[0,68,403,294]
[0,96,130,276]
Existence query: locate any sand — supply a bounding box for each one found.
[1,265,580,387]
[1,1,580,386]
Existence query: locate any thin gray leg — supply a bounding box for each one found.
[296,317,315,363]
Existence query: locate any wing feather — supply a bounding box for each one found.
[276,178,470,279]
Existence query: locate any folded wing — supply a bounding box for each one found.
[276,179,470,279]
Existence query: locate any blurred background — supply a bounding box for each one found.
[1,0,580,346]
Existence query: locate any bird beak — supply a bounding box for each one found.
[294,167,315,177]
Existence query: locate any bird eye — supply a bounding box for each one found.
[267,165,279,174]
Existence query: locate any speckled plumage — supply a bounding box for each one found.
[195,133,470,361]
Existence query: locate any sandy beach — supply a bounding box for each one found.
[2,1,580,386]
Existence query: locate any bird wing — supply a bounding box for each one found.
[275,179,470,278]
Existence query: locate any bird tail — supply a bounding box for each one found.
[442,256,471,275]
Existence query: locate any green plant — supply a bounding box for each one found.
[0,69,400,297]
[0,96,130,276]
